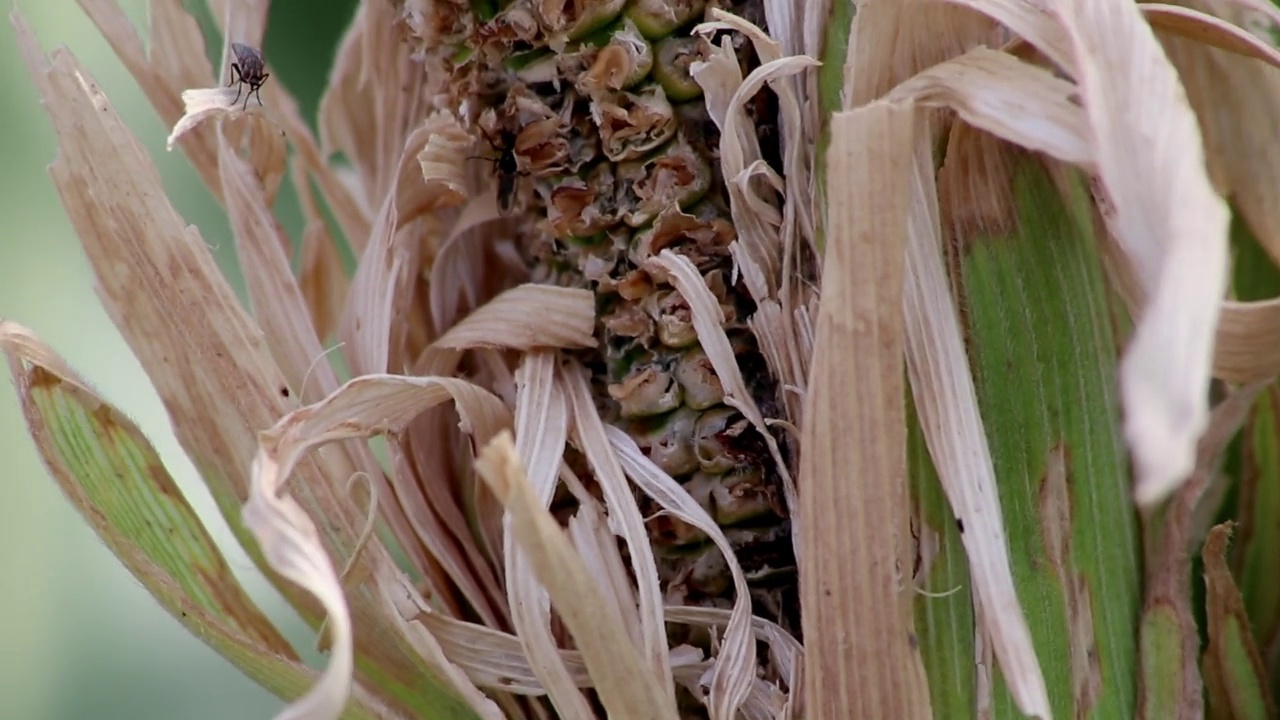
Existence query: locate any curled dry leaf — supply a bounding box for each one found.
[167,86,283,151]
[340,112,472,378]
[431,284,597,354]
[1057,0,1231,506]
[606,428,760,719]
[245,453,357,720]
[885,48,1092,168]
[1145,3,1280,70]
[504,352,590,719]
[698,9,819,254]
[474,432,680,720]
[251,373,519,719]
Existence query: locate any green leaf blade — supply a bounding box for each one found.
[951,150,1142,719]
[1,325,393,719]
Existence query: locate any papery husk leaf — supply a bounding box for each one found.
[697,9,819,256]
[844,0,995,108]
[560,364,673,703]
[220,129,439,713]
[473,432,679,720]
[77,0,224,195]
[946,139,1142,718]
[427,285,597,357]
[245,455,357,720]
[0,323,391,720]
[1158,5,1280,390]
[800,101,928,719]
[834,8,1050,712]
[398,285,598,657]
[211,0,372,265]
[690,13,821,315]
[218,132,339,404]
[12,9,309,614]
[340,111,471,378]
[1203,523,1275,720]
[883,48,1091,168]
[217,130,403,559]
[90,0,371,277]
[167,71,289,208]
[319,0,416,216]
[410,582,794,706]
[1144,4,1280,70]
[297,192,355,340]
[13,17,481,719]
[504,352,592,720]
[896,115,1051,719]
[253,372,525,720]
[410,612,593,693]
[606,428,765,717]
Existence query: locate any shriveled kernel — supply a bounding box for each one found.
[651,289,698,348]
[653,35,705,101]
[625,0,707,40]
[616,138,713,227]
[628,207,734,276]
[572,19,654,93]
[693,406,747,473]
[545,165,620,238]
[508,50,559,83]
[673,346,724,409]
[602,300,655,340]
[627,406,700,476]
[593,85,677,162]
[608,360,682,417]
[711,468,774,525]
[537,0,628,41]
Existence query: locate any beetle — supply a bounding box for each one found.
[228,42,270,112]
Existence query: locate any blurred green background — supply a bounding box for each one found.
[0,1,357,717]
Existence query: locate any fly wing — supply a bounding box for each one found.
[230,43,265,81]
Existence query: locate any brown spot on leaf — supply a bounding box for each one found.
[1037,442,1101,715]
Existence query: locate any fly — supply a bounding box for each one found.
[228,43,270,112]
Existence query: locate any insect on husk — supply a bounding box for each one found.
[474,127,526,215]
[228,42,270,112]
